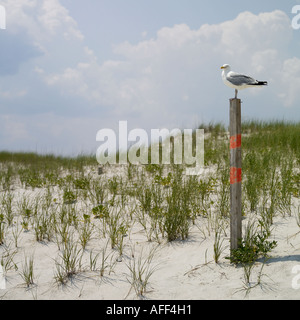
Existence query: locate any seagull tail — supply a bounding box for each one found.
[255,81,268,86]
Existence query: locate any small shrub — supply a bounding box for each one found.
[92,204,109,219]
[73,176,90,190]
[227,230,277,265]
[63,189,77,204]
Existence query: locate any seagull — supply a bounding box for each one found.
[221,64,268,99]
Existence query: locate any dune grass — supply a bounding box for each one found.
[0,120,299,295]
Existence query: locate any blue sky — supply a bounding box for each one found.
[0,0,300,155]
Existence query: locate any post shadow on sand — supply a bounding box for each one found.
[257,254,300,264]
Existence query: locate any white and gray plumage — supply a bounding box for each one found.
[221,64,267,98]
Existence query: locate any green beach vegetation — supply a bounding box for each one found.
[0,120,300,296]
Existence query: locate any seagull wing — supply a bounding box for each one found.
[227,72,258,86]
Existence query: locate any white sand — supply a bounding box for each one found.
[0,166,300,300]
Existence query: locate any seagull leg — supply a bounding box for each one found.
[235,89,238,99]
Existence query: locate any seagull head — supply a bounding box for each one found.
[220,64,230,71]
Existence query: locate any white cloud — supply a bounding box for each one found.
[220,10,291,56]
[1,6,300,155]
[43,9,298,129]
[280,57,300,107]
[2,0,83,41]
[38,0,84,40]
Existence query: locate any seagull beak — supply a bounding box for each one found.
[220,66,224,69]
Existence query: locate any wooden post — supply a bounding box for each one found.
[229,98,242,253]
[98,166,103,175]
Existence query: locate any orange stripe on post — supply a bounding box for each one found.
[230,167,242,185]
[230,134,241,149]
